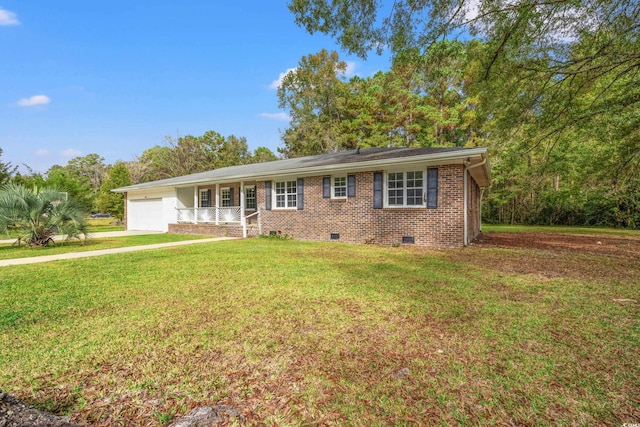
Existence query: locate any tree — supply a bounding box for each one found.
[41,154,107,212]
[250,146,279,164]
[95,162,132,220]
[278,49,351,156]
[278,45,481,155]
[136,131,256,181]
[288,0,640,152]
[0,148,17,186]
[45,165,94,212]
[0,183,88,247]
[11,165,46,189]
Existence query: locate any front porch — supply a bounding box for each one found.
[173,181,261,238]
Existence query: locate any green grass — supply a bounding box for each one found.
[0,233,208,260]
[1,235,638,425]
[86,217,125,232]
[483,223,640,237]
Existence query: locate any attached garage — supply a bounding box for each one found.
[127,198,165,231]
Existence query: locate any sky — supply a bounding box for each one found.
[0,2,390,173]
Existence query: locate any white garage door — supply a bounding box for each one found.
[128,198,165,231]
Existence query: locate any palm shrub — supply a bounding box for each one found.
[0,183,89,247]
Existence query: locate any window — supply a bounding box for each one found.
[245,186,256,210]
[386,171,424,207]
[332,176,347,198]
[275,180,297,208]
[221,188,231,207]
[200,189,211,207]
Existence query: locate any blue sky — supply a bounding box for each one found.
[1,2,390,173]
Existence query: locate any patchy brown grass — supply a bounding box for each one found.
[450,232,640,283]
[1,231,639,426]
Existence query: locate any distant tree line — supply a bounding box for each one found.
[0,133,277,221]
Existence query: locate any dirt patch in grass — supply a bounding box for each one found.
[0,392,79,426]
[474,231,639,257]
[450,232,640,282]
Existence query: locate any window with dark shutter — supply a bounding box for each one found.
[426,168,438,209]
[347,175,356,198]
[323,177,331,198]
[229,188,234,206]
[373,172,383,209]
[265,181,272,210]
[297,178,304,210]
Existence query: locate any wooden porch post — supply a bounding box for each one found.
[215,183,220,225]
[193,187,198,224]
[240,181,246,238]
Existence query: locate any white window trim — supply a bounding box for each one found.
[245,185,257,210]
[221,187,231,207]
[384,170,426,208]
[274,180,297,209]
[199,189,211,208]
[332,176,347,199]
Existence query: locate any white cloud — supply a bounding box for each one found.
[269,68,296,89]
[260,112,290,122]
[35,149,50,156]
[17,95,51,107]
[343,61,357,77]
[61,148,82,157]
[463,0,481,22]
[0,7,19,26]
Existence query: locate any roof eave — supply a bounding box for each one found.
[113,148,490,193]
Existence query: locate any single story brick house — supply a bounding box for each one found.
[112,147,491,247]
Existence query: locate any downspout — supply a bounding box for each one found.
[463,164,468,246]
[463,157,488,245]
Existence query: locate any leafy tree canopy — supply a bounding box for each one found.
[136,131,276,182]
[95,162,132,220]
[288,0,640,151]
[0,148,17,186]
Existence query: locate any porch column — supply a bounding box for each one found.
[240,181,246,238]
[193,186,198,224]
[215,183,220,225]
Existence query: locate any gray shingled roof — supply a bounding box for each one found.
[114,146,489,192]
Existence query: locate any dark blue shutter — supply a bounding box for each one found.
[265,181,271,210]
[206,189,211,207]
[373,172,383,209]
[297,178,304,210]
[323,177,331,198]
[427,168,438,209]
[347,175,356,198]
[229,188,234,206]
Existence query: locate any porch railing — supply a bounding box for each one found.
[176,207,242,224]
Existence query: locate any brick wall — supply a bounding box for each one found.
[256,165,470,248]
[169,223,247,238]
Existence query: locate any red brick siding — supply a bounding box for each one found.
[169,223,251,238]
[256,165,467,247]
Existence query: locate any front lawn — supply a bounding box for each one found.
[0,233,208,260]
[86,217,125,232]
[1,234,638,425]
